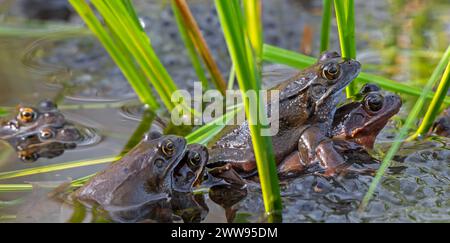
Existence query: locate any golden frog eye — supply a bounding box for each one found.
[188,151,201,167]
[321,63,341,82]
[161,139,175,157]
[39,128,55,140]
[18,151,38,163]
[17,108,36,123]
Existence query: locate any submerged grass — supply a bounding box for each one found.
[360,44,450,211]
[0,25,90,38]
[0,156,120,181]
[215,0,282,222]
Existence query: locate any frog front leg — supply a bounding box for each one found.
[298,126,347,177]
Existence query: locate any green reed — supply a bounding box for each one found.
[360,44,450,211]
[69,0,188,111]
[215,0,282,222]
[320,0,332,52]
[69,0,160,110]
[262,44,450,105]
[333,0,357,96]
[412,61,450,139]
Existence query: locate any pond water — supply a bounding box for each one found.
[0,0,449,222]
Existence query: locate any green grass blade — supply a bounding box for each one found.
[0,156,119,181]
[346,0,356,59]
[334,0,357,96]
[0,107,8,117]
[334,0,348,57]
[0,184,34,192]
[186,105,243,145]
[0,198,25,208]
[171,0,209,89]
[320,0,332,52]
[227,64,236,90]
[262,44,450,105]
[91,0,176,110]
[412,61,450,138]
[68,0,159,110]
[0,25,90,38]
[360,44,450,211]
[215,0,282,222]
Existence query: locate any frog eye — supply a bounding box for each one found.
[321,63,341,82]
[360,84,380,95]
[39,128,55,140]
[17,108,37,123]
[18,151,39,163]
[161,139,175,157]
[364,93,384,112]
[188,151,202,167]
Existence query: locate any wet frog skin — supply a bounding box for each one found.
[433,108,450,137]
[171,144,208,192]
[208,51,361,176]
[74,135,212,223]
[0,100,82,162]
[73,132,186,208]
[278,84,402,178]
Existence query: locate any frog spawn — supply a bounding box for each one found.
[0,100,96,162]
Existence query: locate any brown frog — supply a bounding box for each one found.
[0,100,82,162]
[73,133,210,223]
[278,84,402,178]
[207,51,361,178]
[433,108,450,137]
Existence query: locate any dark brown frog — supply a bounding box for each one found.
[278,84,402,178]
[433,108,450,137]
[207,51,361,178]
[73,133,211,223]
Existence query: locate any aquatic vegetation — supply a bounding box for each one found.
[320,0,332,52]
[360,44,450,210]
[333,0,357,96]
[215,0,282,221]
[413,62,450,138]
[0,0,449,223]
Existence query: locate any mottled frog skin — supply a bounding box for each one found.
[433,108,450,137]
[73,133,211,223]
[208,51,361,177]
[278,84,402,178]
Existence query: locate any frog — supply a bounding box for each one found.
[278,84,402,178]
[432,107,450,137]
[207,51,361,179]
[73,132,211,223]
[0,100,83,162]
